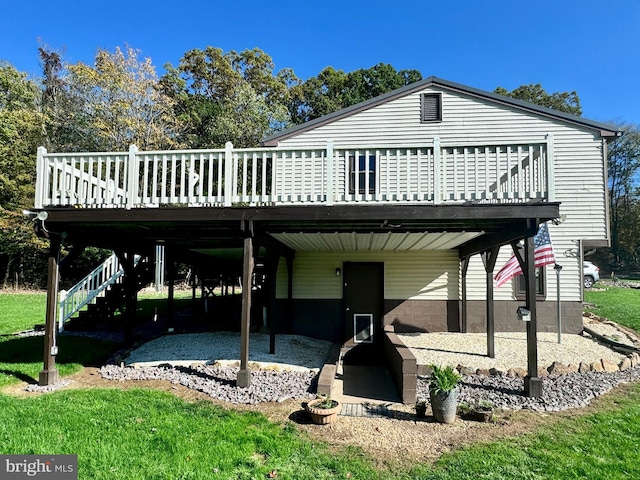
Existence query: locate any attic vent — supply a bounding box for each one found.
[421,93,442,122]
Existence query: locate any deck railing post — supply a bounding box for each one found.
[326,139,334,205]
[433,137,441,204]
[126,145,139,209]
[546,134,555,202]
[35,146,47,209]
[224,142,234,206]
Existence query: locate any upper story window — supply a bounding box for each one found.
[349,154,376,194]
[421,93,442,122]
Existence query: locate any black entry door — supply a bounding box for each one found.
[342,262,383,364]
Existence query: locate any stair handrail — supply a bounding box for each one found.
[57,253,138,331]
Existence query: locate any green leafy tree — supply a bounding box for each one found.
[0,62,48,287]
[160,47,297,148]
[604,122,640,268]
[290,63,422,124]
[49,45,183,152]
[494,84,582,116]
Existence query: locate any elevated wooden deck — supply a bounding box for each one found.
[35,137,555,210]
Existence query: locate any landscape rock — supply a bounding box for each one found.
[619,357,632,371]
[547,362,574,376]
[476,368,491,376]
[590,361,604,372]
[631,352,640,367]
[458,366,475,376]
[601,358,619,372]
[578,362,591,374]
[100,364,317,405]
[537,367,549,377]
[506,368,527,378]
[418,366,640,413]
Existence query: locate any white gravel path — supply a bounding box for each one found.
[399,330,628,371]
[124,319,636,374]
[124,332,333,372]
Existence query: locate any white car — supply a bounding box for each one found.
[583,261,600,289]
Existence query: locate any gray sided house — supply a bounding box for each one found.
[31,77,618,398]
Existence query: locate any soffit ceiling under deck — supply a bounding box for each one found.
[270,231,483,252]
[37,202,560,260]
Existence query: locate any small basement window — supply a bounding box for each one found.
[421,93,442,122]
[516,266,546,299]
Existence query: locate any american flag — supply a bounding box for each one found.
[494,223,556,288]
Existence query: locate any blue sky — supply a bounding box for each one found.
[1,0,639,125]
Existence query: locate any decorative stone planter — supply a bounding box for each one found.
[306,399,341,425]
[429,387,458,424]
[470,409,493,423]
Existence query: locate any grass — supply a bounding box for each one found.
[0,292,48,334]
[585,284,640,331]
[0,291,117,387]
[1,289,640,479]
[409,384,640,480]
[0,388,383,480]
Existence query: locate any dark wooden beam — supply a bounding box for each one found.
[237,222,255,388]
[41,202,561,224]
[522,220,542,397]
[460,256,470,333]
[253,224,295,260]
[481,247,500,358]
[286,255,294,333]
[459,223,539,258]
[167,247,176,331]
[265,251,281,355]
[59,244,86,272]
[39,236,61,386]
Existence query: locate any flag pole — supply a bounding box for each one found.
[554,263,563,344]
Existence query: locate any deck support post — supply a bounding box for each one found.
[39,235,61,386]
[116,251,138,346]
[523,220,542,397]
[286,255,294,333]
[238,221,255,388]
[460,256,470,333]
[166,248,175,331]
[481,247,499,358]
[265,251,280,355]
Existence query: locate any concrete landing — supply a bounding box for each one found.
[333,364,401,405]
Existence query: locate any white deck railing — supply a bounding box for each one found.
[57,253,140,331]
[35,136,554,209]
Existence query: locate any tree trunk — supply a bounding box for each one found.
[2,255,13,289]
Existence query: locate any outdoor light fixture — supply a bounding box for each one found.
[517,306,531,322]
[335,267,341,277]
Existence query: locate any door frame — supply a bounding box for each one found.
[342,261,384,349]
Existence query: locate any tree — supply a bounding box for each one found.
[57,45,183,151]
[160,47,297,148]
[604,122,640,268]
[494,84,582,116]
[290,63,422,124]
[0,62,48,287]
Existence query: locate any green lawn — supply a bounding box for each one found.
[0,291,48,334]
[1,290,640,479]
[585,284,640,331]
[0,389,383,480]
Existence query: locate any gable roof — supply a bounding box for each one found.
[262,76,621,146]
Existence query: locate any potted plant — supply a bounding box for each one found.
[428,364,461,424]
[414,399,428,419]
[306,395,341,425]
